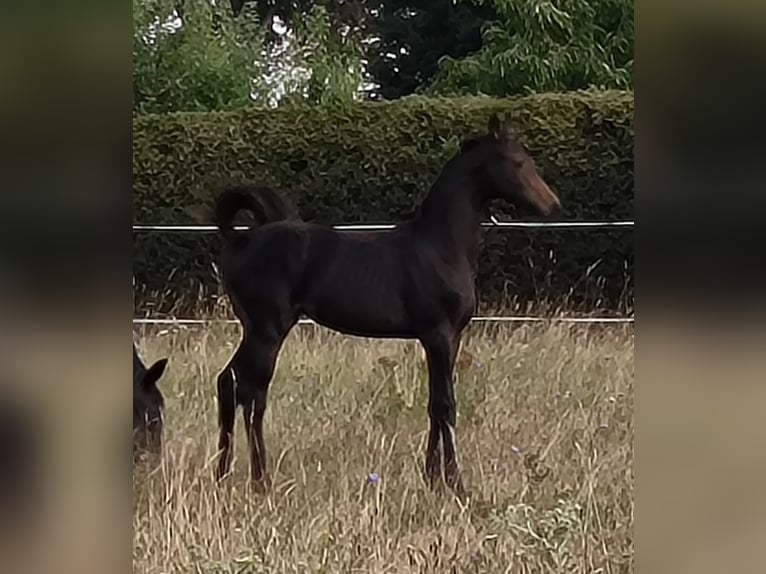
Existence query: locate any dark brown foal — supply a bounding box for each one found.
[212,113,561,493]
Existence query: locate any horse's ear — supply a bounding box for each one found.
[488,113,503,139]
[503,111,517,136]
[141,359,168,390]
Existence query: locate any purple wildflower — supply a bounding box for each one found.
[511,445,522,455]
[367,472,380,485]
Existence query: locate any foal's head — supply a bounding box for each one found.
[133,357,167,457]
[463,114,561,217]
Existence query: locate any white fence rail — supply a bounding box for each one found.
[133,316,633,326]
[133,221,634,233]
[133,220,634,326]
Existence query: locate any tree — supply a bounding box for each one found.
[429,0,633,96]
[226,1,497,100]
[268,4,365,107]
[227,1,632,100]
[134,0,364,113]
[363,0,498,100]
[133,0,264,113]
[134,0,634,113]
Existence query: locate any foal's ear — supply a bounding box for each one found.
[487,113,508,139]
[489,112,514,140]
[141,358,168,390]
[488,113,504,138]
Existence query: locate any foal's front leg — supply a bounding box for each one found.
[442,335,465,495]
[424,413,442,489]
[422,330,464,495]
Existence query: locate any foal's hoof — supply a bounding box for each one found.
[445,469,467,499]
[215,460,232,483]
[423,455,442,491]
[449,479,467,500]
[423,466,442,492]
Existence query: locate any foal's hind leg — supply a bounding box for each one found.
[235,328,289,489]
[215,363,237,481]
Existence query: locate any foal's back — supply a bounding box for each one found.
[224,220,461,338]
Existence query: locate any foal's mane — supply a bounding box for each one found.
[408,135,485,223]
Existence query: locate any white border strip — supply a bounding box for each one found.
[132,221,634,232]
[133,316,633,326]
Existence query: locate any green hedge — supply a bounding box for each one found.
[133,91,633,314]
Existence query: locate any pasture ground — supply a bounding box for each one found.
[133,321,633,573]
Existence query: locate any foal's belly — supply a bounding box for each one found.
[302,296,416,339]
[298,233,419,338]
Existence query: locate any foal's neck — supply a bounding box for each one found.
[414,158,485,266]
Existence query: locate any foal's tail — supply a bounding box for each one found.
[211,185,294,245]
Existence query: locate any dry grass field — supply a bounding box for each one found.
[132,321,633,573]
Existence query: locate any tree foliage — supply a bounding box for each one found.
[278,5,364,107]
[133,0,363,113]
[430,0,633,96]
[133,0,263,113]
[229,1,632,99]
[218,1,498,101]
[363,0,498,100]
[134,0,634,109]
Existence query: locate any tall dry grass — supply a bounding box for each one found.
[133,322,633,573]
